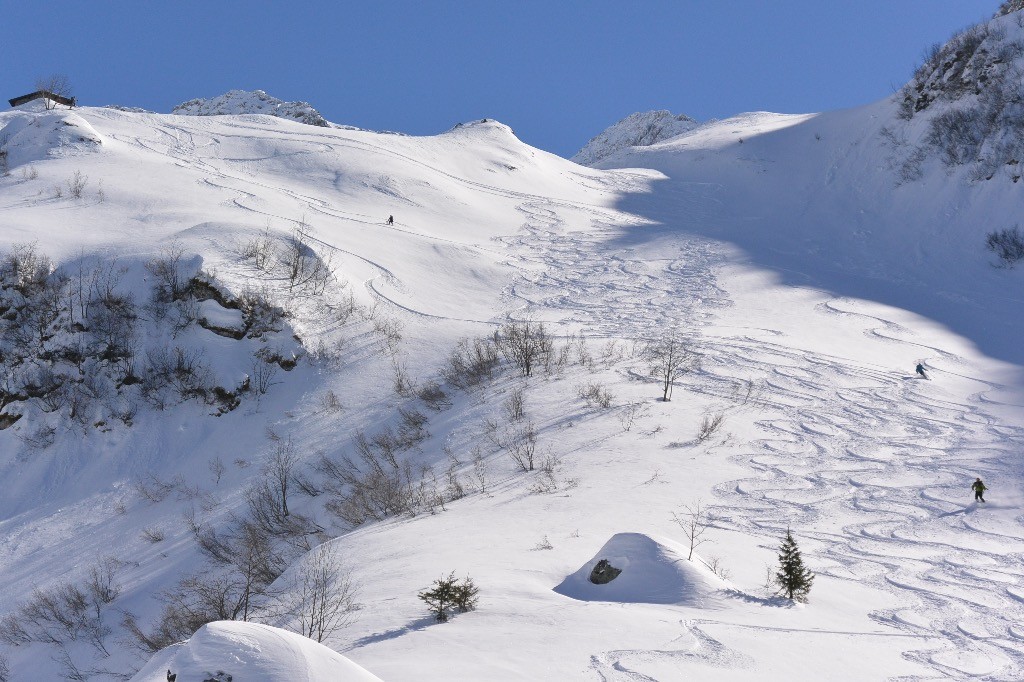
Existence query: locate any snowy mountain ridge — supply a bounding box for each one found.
[571,109,700,166]
[171,88,336,128]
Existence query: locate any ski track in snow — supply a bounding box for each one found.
[71,111,1024,679]
[497,179,1024,680]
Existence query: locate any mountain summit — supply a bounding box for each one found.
[171,89,332,127]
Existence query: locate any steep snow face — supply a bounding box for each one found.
[571,109,699,166]
[129,621,383,682]
[171,89,333,127]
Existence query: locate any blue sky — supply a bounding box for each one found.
[0,1,996,156]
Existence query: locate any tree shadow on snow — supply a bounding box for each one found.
[348,616,436,647]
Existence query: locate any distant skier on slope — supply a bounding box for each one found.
[972,477,987,503]
[915,362,928,380]
[386,215,394,225]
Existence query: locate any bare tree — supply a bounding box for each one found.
[642,333,698,401]
[495,319,553,377]
[287,545,358,643]
[35,74,73,109]
[671,499,711,560]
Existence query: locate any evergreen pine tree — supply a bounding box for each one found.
[775,528,814,603]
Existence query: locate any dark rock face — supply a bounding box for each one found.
[589,558,622,585]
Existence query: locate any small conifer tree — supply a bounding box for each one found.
[775,529,814,602]
[418,572,479,623]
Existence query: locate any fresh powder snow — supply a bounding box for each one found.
[1,5,1024,682]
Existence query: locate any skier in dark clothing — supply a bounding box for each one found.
[386,215,394,225]
[971,477,987,503]
[915,363,928,379]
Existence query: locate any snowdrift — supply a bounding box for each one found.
[554,532,727,606]
[129,621,383,682]
[0,108,103,167]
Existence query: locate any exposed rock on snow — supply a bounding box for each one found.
[571,110,700,166]
[894,2,1024,180]
[172,89,332,128]
[588,558,622,584]
[555,533,726,605]
[129,621,383,682]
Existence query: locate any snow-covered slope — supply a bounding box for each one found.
[572,109,700,166]
[172,89,334,128]
[2,4,1024,682]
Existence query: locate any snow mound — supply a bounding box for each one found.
[0,110,103,167]
[553,532,726,605]
[129,621,383,682]
[172,89,332,128]
[572,110,700,166]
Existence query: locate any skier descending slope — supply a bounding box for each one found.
[972,477,987,503]
[915,362,929,379]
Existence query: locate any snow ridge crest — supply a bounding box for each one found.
[571,110,700,166]
[171,89,331,128]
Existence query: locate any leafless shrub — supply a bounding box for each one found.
[283,225,336,295]
[471,447,488,494]
[392,356,415,396]
[502,421,538,472]
[641,333,698,401]
[987,226,1024,267]
[0,559,120,656]
[66,170,88,199]
[320,389,343,412]
[392,401,422,435]
[443,337,500,389]
[209,456,226,485]
[250,352,280,396]
[241,224,275,271]
[697,412,725,443]
[284,544,358,643]
[495,319,553,377]
[618,402,647,432]
[374,315,403,354]
[704,555,731,581]
[18,422,56,450]
[577,381,613,408]
[141,527,165,543]
[145,246,189,305]
[671,499,711,560]
[21,165,38,180]
[417,381,452,410]
[503,385,526,422]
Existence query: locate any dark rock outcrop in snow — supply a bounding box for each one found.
[588,559,622,584]
[892,4,1024,181]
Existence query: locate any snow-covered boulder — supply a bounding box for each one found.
[554,532,727,606]
[128,621,383,682]
[571,110,700,166]
[172,89,332,128]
